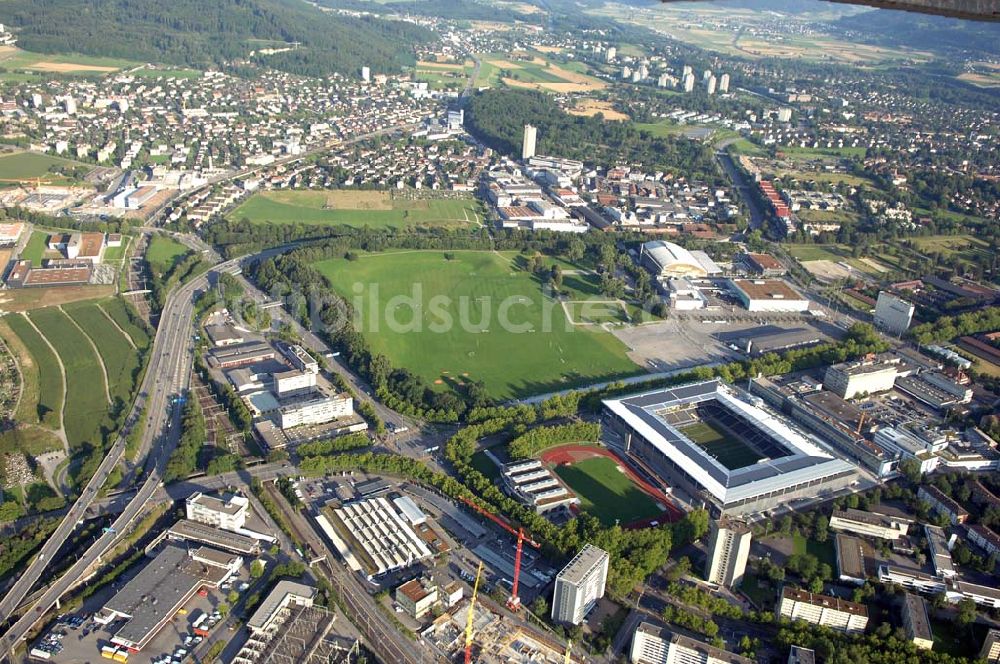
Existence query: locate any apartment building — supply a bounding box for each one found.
[778,587,869,634]
[551,545,609,625]
[704,517,751,588]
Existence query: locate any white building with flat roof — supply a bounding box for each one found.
[704,517,751,588]
[823,358,899,399]
[279,393,353,429]
[874,292,914,336]
[185,492,249,531]
[630,621,753,664]
[552,544,609,625]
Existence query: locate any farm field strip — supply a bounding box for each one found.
[1,314,63,429]
[64,302,142,403]
[29,307,109,449]
[99,299,150,349]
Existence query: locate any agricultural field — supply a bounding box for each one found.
[99,298,151,350]
[553,456,664,525]
[0,46,136,74]
[907,235,994,262]
[231,190,483,229]
[0,152,92,184]
[313,250,642,400]
[567,98,629,121]
[0,285,116,312]
[28,307,108,450]
[0,314,63,429]
[483,52,606,93]
[679,420,763,470]
[63,301,144,406]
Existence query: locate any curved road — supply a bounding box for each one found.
[0,257,239,656]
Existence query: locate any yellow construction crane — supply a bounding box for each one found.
[464,561,484,664]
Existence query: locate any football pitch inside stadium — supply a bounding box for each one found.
[553,457,664,526]
[679,420,764,470]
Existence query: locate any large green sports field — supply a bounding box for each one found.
[230,190,482,229]
[553,457,663,525]
[0,152,91,183]
[680,420,763,470]
[313,251,641,400]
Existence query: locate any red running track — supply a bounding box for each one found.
[540,444,684,526]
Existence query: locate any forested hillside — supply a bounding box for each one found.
[2,0,433,76]
[465,89,720,181]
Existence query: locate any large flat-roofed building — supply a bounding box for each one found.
[834,534,870,585]
[918,485,969,524]
[329,497,434,577]
[395,577,439,620]
[501,459,578,514]
[895,372,973,411]
[208,341,276,368]
[5,259,92,288]
[951,581,1000,609]
[602,380,857,516]
[740,252,786,277]
[877,565,947,594]
[778,587,869,634]
[551,544,609,625]
[787,646,816,664]
[246,580,317,636]
[279,393,353,429]
[185,492,249,531]
[902,593,933,650]
[980,629,1000,663]
[629,621,753,664]
[204,324,244,347]
[165,519,260,555]
[273,369,317,397]
[829,508,911,541]
[66,231,105,262]
[704,517,751,588]
[0,221,25,245]
[728,279,809,313]
[640,241,713,278]
[823,358,899,399]
[100,545,242,651]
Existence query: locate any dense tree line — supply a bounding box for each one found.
[908,306,1000,344]
[295,432,370,457]
[3,0,432,78]
[507,422,600,459]
[465,89,721,182]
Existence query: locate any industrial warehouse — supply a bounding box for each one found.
[602,380,858,516]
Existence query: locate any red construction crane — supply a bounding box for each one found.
[460,496,540,611]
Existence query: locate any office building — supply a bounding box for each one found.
[522,124,537,160]
[551,544,609,625]
[823,358,899,399]
[829,508,911,541]
[779,587,869,634]
[918,485,969,524]
[395,577,439,620]
[718,73,730,93]
[704,517,751,588]
[273,369,317,397]
[874,292,914,336]
[629,621,753,664]
[185,492,249,531]
[925,524,956,578]
[902,593,933,650]
[279,393,353,429]
[279,342,319,373]
[980,629,1000,663]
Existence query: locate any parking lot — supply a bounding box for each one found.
[31,559,255,664]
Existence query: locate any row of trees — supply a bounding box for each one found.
[909,306,1000,344]
[507,422,600,460]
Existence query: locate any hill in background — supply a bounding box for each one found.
[2,0,434,77]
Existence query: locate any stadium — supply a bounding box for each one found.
[601,380,858,517]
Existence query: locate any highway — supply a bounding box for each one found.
[0,257,241,657]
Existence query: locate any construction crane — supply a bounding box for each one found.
[460,497,540,611]
[465,561,484,664]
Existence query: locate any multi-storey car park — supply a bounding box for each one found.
[602,380,859,517]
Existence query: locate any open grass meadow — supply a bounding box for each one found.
[792,532,836,569]
[0,427,63,457]
[64,301,143,405]
[680,420,763,470]
[553,456,663,525]
[29,307,108,450]
[0,152,91,183]
[1,314,63,428]
[19,230,49,265]
[145,234,191,274]
[231,190,482,229]
[313,250,642,400]
[0,47,136,74]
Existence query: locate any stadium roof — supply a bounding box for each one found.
[641,241,710,277]
[603,380,857,507]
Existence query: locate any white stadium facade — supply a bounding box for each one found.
[602,380,858,516]
[640,241,717,278]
